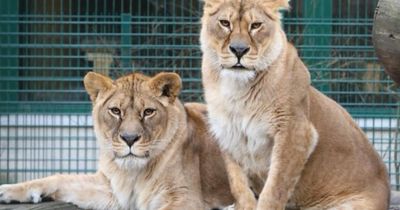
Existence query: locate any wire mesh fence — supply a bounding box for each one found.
[0,0,399,189]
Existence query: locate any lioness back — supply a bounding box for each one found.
[294,86,390,208]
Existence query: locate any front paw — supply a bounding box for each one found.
[235,198,257,210]
[0,184,43,204]
[256,199,284,210]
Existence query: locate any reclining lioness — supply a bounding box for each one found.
[0,72,233,210]
[200,0,390,209]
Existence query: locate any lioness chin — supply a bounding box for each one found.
[0,72,233,210]
[200,0,390,210]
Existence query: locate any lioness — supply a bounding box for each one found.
[0,72,233,209]
[200,0,390,209]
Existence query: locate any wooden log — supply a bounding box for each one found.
[372,0,400,84]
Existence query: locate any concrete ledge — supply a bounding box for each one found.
[0,201,82,210]
[1,191,400,210]
[2,203,400,210]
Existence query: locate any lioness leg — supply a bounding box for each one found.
[223,153,257,210]
[325,191,389,210]
[156,193,205,210]
[257,120,318,210]
[0,173,117,209]
[325,199,382,210]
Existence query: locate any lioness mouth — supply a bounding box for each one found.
[118,153,148,159]
[231,63,247,70]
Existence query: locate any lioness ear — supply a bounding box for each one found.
[148,72,182,104]
[83,72,113,102]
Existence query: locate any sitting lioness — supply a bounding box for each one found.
[200,0,390,209]
[0,72,233,209]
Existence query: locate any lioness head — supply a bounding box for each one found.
[84,72,183,169]
[201,0,289,76]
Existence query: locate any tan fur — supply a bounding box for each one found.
[200,0,390,209]
[0,72,233,210]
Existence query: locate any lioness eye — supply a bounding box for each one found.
[250,22,262,30]
[110,107,121,115]
[143,108,156,117]
[219,20,230,28]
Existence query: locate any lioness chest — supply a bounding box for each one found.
[207,81,273,178]
[110,174,171,210]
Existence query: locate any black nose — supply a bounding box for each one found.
[229,43,250,59]
[120,133,141,147]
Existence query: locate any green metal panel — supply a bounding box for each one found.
[0,0,18,104]
[0,0,399,189]
[121,13,132,71]
[302,0,332,92]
